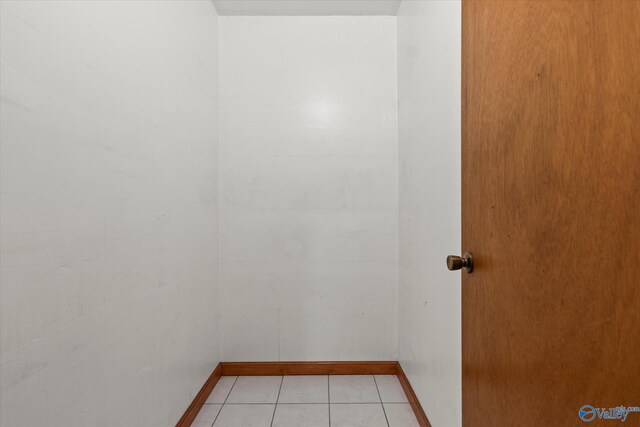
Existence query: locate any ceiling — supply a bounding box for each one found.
[211,0,403,16]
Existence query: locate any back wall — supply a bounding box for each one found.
[219,16,399,361]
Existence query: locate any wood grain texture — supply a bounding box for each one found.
[175,364,222,427]
[462,1,640,426]
[397,364,432,427]
[220,361,399,376]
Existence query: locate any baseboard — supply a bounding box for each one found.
[175,363,222,427]
[220,361,398,376]
[176,361,431,427]
[396,363,432,427]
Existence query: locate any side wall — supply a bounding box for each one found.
[0,2,220,426]
[397,1,462,426]
[219,17,399,361]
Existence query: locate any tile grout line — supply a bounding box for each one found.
[269,376,284,427]
[373,375,391,427]
[211,376,239,427]
[328,375,331,427]
[328,402,382,404]
[219,402,383,405]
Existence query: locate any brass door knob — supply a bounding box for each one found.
[446,252,473,273]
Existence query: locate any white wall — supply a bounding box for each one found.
[397,1,462,426]
[219,17,398,361]
[0,2,220,426]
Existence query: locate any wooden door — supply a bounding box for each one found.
[462,1,640,425]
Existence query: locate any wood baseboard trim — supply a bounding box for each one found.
[220,361,398,376]
[177,361,431,427]
[396,363,432,427]
[175,363,222,427]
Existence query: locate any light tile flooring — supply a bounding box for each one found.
[192,375,420,427]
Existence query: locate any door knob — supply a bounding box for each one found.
[446,252,473,273]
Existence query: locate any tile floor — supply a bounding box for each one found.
[191,375,420,427]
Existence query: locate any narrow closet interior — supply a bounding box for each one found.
[0,1,460,426]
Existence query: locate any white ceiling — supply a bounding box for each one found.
[211,0,403,16]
